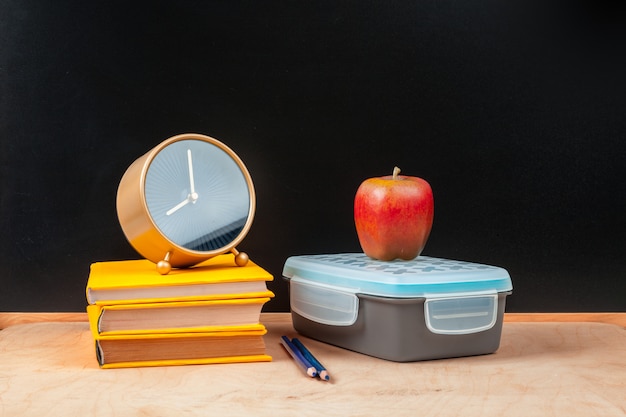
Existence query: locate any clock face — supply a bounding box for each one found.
[143,139,252,253]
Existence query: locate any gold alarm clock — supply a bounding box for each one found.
[116,133,255,274]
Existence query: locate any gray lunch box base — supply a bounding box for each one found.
[291,292,510,362]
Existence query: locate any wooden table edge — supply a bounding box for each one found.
[1,311,625,330]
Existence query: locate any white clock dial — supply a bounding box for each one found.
[144,139,251,252]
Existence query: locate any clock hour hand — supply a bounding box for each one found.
[166,197,190,216]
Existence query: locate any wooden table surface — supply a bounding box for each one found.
[1,313,625,417]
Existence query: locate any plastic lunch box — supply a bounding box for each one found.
[282,253,513,362]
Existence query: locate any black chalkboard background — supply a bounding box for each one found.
[1,1,625,312]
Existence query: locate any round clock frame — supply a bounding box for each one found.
[116,133,255,274]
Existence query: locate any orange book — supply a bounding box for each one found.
[86,254,274,305]
[87,308,271,368]
[87,297,271,336]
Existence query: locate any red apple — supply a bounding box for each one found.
[354,167,434,261]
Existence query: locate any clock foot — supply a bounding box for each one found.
[156,252,172,275]
[231,248,249,267]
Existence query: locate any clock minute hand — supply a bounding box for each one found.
[166,149,198,217]
[187,149,197,199]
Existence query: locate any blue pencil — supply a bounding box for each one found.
[280,336,317,377]
[292,338,330,381]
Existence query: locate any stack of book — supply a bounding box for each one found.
[85,254,274,369]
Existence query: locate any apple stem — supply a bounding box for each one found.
[393,166,401,180]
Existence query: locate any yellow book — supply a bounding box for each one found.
[86,254,274,305]
[87,297,271,336]
[87,309,271,368]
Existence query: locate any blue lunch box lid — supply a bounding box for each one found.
[282,253,513,298]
